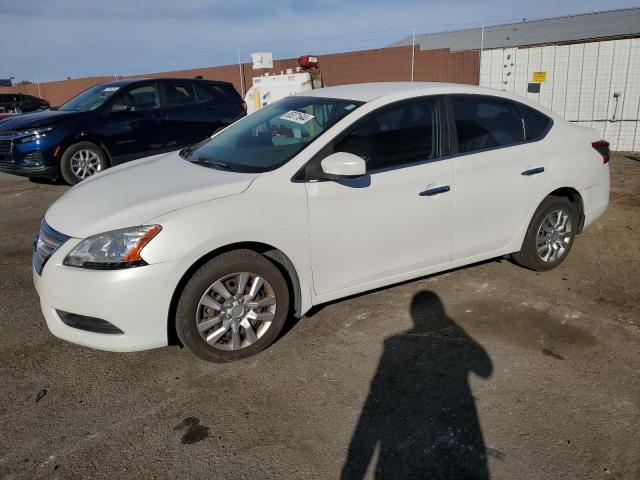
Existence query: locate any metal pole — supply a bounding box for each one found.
[35,72,41,97]
[113,64,117,79]
[237,47,245,97]
[479,22,485,85]
[410,26,416,82]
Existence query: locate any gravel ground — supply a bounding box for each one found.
[0,154,638,480]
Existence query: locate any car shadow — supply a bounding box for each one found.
[341,290,493,479]
[28,177,60,185]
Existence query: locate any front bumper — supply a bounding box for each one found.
[33,239,190,352]
[0,163,57,178]
[0,135,59,179]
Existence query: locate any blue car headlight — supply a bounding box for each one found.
[15,126,55,144]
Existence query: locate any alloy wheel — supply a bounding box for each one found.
[195,272,277,351]
[536,209,572,263]
[70,149,102,179]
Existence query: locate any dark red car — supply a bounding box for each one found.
[0,93,50,113]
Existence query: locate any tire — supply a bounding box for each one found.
[175,250,290,363]
[512,196,577,271]
[59,142,109,185]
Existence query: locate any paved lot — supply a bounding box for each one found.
[0,154,639,479]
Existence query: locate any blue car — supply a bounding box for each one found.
[0,78,245,184]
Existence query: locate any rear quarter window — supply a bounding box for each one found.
[518,104,552,141]
[193,82,215,103]
[210,83,242,102]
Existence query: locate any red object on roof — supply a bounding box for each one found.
[298,55,319,69]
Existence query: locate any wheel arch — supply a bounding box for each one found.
[546,187,585,234]
[167,241,303,346]
[57,134,113,168]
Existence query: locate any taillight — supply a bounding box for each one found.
[592,140,610,164]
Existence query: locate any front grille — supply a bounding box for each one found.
[0,139,12,161]
[33,221,70,275]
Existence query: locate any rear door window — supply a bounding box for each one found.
[164,81,197,108]
[127,84,160,111]
[451,96,524,153]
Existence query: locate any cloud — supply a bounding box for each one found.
[1,0,637,81]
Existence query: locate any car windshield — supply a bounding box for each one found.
[181,96,363,173]
[59,84,122,112]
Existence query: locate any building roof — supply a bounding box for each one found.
[391,8,640,52]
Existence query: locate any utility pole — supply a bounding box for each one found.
[237,47,245,96]
[35,72,41,97]
[479,22,485,84]
[410,26,416,82]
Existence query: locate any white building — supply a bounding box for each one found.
[393,8,640,151]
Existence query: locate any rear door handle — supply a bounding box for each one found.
[419,185,450,196]
[521,167,544,176]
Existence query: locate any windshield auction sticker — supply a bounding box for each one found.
[280,110,315,124]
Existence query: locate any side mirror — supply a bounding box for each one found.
[320,152,366,180]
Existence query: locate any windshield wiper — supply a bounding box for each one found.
[191,157,232,171]
[180,145,196,159]
[210,160,231,170]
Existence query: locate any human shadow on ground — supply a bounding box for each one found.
[341,290,493,479]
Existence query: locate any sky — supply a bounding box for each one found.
[1,0,639,82]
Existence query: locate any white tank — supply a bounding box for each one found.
[244,71,313,115]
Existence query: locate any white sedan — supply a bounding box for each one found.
[33,82,610,362]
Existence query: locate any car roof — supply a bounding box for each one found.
[302,82,515,102]
[300,81,559,118]
[94,78,232,88]
[95,79,147,88]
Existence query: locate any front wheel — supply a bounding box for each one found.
[175,250,290,362]
[60,142,108,185]
[512,196,577,271]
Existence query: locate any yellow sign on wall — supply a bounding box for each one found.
[532,71,547,83]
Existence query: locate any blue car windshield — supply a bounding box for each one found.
[59,84,122,112]
[181,96,363,173]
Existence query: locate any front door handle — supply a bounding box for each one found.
[522,167,544,176]
[419,185,450,196]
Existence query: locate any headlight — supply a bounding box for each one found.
[63,225,162,270]
[16,126,54,144]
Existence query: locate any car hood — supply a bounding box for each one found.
[0,109,86,131]
[46,152,258,238]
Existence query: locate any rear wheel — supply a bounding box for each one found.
[175,250,290,363]
[60,142,108,185]
[512,196,577,271]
